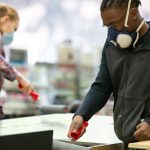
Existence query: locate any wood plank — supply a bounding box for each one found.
[91,143,123,150]
[128,140,150,149]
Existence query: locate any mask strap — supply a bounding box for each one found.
[124,0,132,28]
[136,19,145,33]
[133,19,145,47]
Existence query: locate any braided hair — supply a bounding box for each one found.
[100,0,141,11]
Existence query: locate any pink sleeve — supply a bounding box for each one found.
[0,55,18,81]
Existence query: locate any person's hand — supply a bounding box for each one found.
[16,73,35,94]
[67,115,86,140]
[134,121,150,141]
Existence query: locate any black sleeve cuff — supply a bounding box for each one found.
[72,113,88,121]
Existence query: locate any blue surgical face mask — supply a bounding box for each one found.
[106,0,145,49]
[2,32,14,45]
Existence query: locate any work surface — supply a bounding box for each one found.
[0,113,121,145]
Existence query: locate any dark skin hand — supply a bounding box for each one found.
[67,115,86,140]
[134,121,150,141]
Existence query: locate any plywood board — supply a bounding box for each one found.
[91,143,123,150]
[128,140,150,149]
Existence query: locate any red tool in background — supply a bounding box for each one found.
[18,84,39,102]
[70,121,88,141]
[29,92,39,101]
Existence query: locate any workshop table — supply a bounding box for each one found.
[0,113,123,150]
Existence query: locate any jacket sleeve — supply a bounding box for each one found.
[75,41,113,121]
[0,55,17,81]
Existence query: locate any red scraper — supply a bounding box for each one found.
[70,121,88,141]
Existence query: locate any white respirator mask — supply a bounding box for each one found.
[107,0,145,49]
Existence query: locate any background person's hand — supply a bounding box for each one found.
[134,121,150,141]
[67,115,86,140]
[16,73,35,94]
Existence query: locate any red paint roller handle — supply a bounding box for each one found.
[70,121,88,141]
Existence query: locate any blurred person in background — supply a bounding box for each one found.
[0,2,36,119]
[68,0,150,149]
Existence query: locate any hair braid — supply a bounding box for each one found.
[100,0,141,11]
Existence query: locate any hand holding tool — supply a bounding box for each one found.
[18,84,39,102]
[70,121,88,141]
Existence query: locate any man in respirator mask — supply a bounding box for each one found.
[68,0,150,149]
[0,3,37,118]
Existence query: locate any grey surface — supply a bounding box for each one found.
[53,140,124,150]
[53,140,88,150]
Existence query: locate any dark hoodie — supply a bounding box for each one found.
[75,24,150,143]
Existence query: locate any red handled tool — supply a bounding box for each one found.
[70,121,88,141]
[29,91,39,102]
[18,84,39,102]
